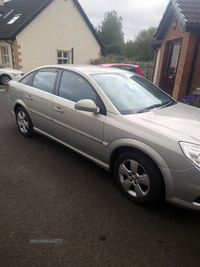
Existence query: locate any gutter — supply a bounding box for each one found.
[186,35,200,96]
[5,39,14,69]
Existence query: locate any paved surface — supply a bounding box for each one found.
[0,86,200,267]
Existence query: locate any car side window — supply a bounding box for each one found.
[111,65,121,69]
[58,70,97,103]
[32,71,57,94]
[19,73,34,85]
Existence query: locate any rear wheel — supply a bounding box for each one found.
[114,152,164,205]
[16,107,33,137]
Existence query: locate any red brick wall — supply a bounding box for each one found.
[155,15,200,100]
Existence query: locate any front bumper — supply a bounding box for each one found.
[163,166,200,210]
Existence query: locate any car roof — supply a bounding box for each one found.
[98,63,139,68]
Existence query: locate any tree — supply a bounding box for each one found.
[97,10,124,50]
[124,27,157,61]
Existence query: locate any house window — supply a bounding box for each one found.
[1,47,9,65]
[58,51,68,64]
[7,14,22,24]
[3,9,14,19]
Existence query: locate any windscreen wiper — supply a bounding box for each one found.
[137,100,175,114]
[137,103,163,114]
[162,100,175,108]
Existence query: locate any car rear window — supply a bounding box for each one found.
[111,65,136,73]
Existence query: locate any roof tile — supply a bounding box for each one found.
[176,0,200,25]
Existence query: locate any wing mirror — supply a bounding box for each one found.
[75,99,100,114]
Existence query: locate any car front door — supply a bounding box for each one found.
[22,69,58,136]
[53,70,106,160]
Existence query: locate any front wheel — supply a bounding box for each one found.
[1,74,11,85]
[114,152,164,205]
[16,107,33,137]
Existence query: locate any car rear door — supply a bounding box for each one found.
[22,68,58,136]
[53,70,106,160]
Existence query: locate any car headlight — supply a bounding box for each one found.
[179,142,200,168]
[11,73,20,76]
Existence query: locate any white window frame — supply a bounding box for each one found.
[57,51,69,64]
[1,47,10,66]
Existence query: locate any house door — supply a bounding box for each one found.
[164,42,181,96]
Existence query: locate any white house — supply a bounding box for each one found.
[0,0,104,73]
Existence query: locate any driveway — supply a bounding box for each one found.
[0,86,200,267]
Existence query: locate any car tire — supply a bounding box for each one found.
[114,151,164,205]
[16,107,33,137]
[1,74,11,85]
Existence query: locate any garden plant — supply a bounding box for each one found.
[180,94,200,108]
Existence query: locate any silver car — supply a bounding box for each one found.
[8,65,200,210]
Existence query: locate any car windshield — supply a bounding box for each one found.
[91,73,175,115]
[0,65,5,68]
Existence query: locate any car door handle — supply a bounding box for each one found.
[26,95,33,100]
[54,107,64,113]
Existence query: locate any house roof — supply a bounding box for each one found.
[154,0,200,40]
[0,0,104,50]
[0,0,54,39]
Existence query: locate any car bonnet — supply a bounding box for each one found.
[126,102,200,144]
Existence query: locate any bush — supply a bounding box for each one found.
[180,94,200,108]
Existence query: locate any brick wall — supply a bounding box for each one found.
[12,40,23,70]
[155,15,200,100]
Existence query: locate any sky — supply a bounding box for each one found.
[78,0,170,41]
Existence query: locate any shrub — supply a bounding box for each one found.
[180,94,200,108]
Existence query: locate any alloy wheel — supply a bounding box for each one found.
[118,159,150,198]
[17,111,29,133]
[1,75,11,85]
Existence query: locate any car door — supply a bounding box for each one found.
[53,70,106,160]
[22,68,58,136]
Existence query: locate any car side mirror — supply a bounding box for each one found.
[75,99,100,114]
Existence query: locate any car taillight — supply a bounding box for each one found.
[7,84,9,94]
